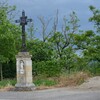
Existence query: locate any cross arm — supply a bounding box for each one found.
[26,19,32,22]
[15,19,21,23]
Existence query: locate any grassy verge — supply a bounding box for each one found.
[34,71,91,89]
[0,79,16,89]
[0,71,91,90]
[34,79,57,86]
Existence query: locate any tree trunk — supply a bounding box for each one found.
[0,63,3,81]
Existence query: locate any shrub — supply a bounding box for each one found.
[33,60,62,77]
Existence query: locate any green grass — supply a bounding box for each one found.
[0,78,57,89]
[34,79,57,86]
[0,70,91,89]
[0,79,16,88]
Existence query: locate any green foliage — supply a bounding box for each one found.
[33,60,62,77]
[73,29,100,75]
[2,61,16,78]
[27,39,52,61]
[0,79,16,88]
[0,1,21,80]
[0,1,21,63]
[34,79,57,86]
[89,5,100,33]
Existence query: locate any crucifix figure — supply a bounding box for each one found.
[15,10,32,52]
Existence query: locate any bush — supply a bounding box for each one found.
[2,61,16,78]
[33,60,62,77]
[87,61,100,75]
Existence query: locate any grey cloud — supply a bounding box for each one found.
[7,0,100,32]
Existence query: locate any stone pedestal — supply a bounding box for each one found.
[15,52,35,91]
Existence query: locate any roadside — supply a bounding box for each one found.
[0,87,100,100]
[0,76,100,91]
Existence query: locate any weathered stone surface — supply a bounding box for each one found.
[16,52,32,58]
[15,84,35,91]
[15,52,35,91]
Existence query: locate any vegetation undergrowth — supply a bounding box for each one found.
[0,71,91,90]
[33,71,91,89]
[0,79,16,89]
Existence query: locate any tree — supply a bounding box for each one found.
[38,16,52,42]
[48,12,80,59]
[89,5,100,33]
[27,22,36,40]
[27,39,54,76]
[73,29,100,74]
[88,6,100,74]
[0,1,21,80]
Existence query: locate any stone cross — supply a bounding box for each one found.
[15,10,32,52]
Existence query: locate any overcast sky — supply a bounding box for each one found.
[7,0,100,37]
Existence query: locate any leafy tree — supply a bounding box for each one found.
[27,39,52,61]
[48,12,80,59]
[89,5,100,33]
[88,5,100,74]
[73,29,100,74]
[0,1,21,80]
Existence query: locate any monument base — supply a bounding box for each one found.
[15,52,35,91]
[15,84,35,91]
